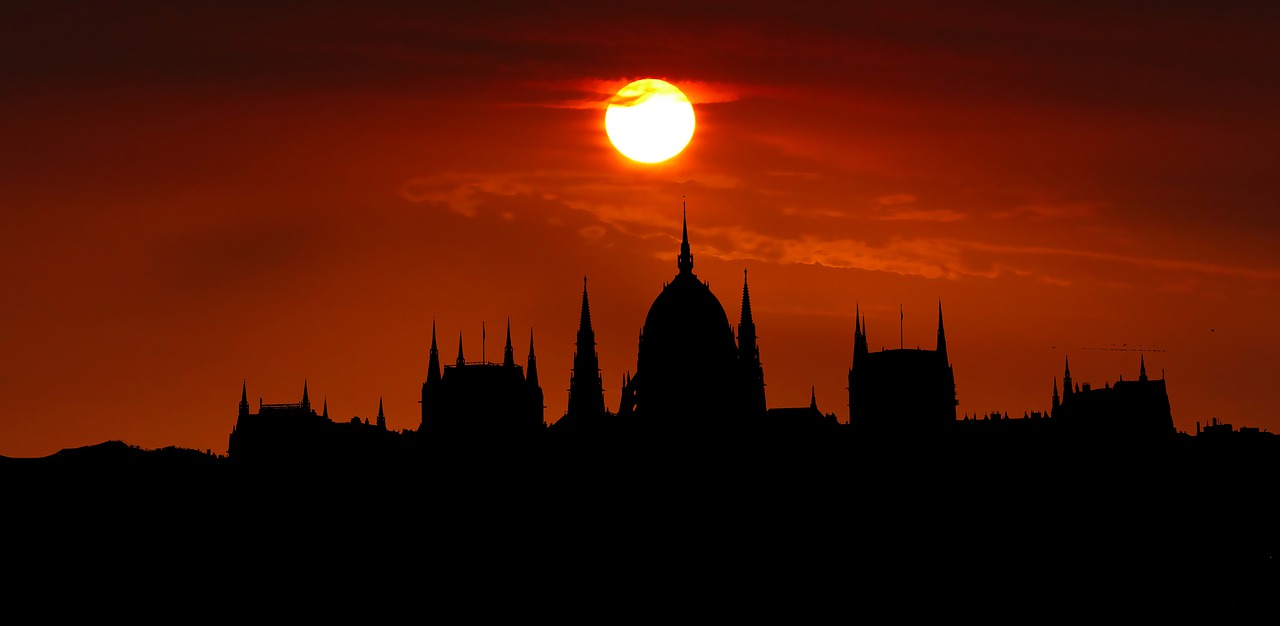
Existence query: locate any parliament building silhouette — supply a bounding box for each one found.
[229,205,1181,460]
[14,205,1275,617]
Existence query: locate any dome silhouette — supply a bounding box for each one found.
[632,208,740,424]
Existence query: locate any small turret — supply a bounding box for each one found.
[526,328,539,387]
[503,318,515,368]
[238,379,250,419]
[936,300,948,364]
[456,331,466,367]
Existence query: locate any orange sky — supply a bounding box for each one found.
[3,2,1279,457]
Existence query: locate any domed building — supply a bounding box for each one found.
[618,207,766,428]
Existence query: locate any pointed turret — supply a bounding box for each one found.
[810,385,818,410]
[456,331,465,367]
[238,379,250,419]
[503,318,515,368]
[737,268,766,416]
[1051,377,1060,414]
[376,396,386,429]
[936,299,948,364]
[1139,353,1148,382]
[567,277,606,420]
[677,201,694,275]
[1063,356,1073,397]
[427,319,442,386]
[422,319,442,430]
[323,396,329,420]
[526,328,539,387]
[527,327,544,423]
[301,379,311,412]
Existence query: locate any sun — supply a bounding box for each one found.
[605,78,696,164]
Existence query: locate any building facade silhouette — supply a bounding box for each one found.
[847,302,958,435]
[419,320,545,437]
[1051,354,1174,441]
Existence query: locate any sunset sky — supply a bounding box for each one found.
[3,2,1278,457]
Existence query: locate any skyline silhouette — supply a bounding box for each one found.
[5,4,1280,458]
[7,179,1278,623]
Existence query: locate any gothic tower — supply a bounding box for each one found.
[738,269,766,418]
[566,277,607,420]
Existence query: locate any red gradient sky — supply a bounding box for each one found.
[3,2,1278,457]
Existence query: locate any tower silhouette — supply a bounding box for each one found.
[737,269,766,418]
[848,302,956,435]
[565,276,607,422]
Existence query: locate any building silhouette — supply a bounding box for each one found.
[847,301,957,435]
[1051,354,1174,441]
[617,205,766,428]
[418,320,545,438]
[228,379,399,463]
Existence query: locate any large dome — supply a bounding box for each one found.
[633,212,740,423]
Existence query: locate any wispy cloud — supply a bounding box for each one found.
[517,78,745,110]
[992,201,1106,220]
[399,172,1280,285]
[869,193,966,222]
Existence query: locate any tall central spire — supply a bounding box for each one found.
[677,199,693,275]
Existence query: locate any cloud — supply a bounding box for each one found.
[400,173,540,217]
[992,201,1106,220]
[876,194,918,206]
[869,194,966,222]
[522,78,744,110]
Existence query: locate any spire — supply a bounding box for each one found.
[735,267,766,416]
[810,385,817,410]
[238,379,250,418]
[852,303,868,363]
[323,396,329,419]
[376,396,386,429]
[1139,353,1148,382]
[457,331,465,367]
[526,328,539,386]
[302,379,310,411]
[1051,377,1060,412]
[503,318,515,367]
[580,276,593,333]
[1063,356,1073,397]
[427,318,442,386]
[936,299,948,363]
[568,278,606,419]
[677,200,694,275]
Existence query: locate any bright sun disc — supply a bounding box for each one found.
[605,78,696,164]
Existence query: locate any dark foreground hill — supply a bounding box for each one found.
[4,433,1277,618]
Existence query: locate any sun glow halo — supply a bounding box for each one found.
[605,79,696,164]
